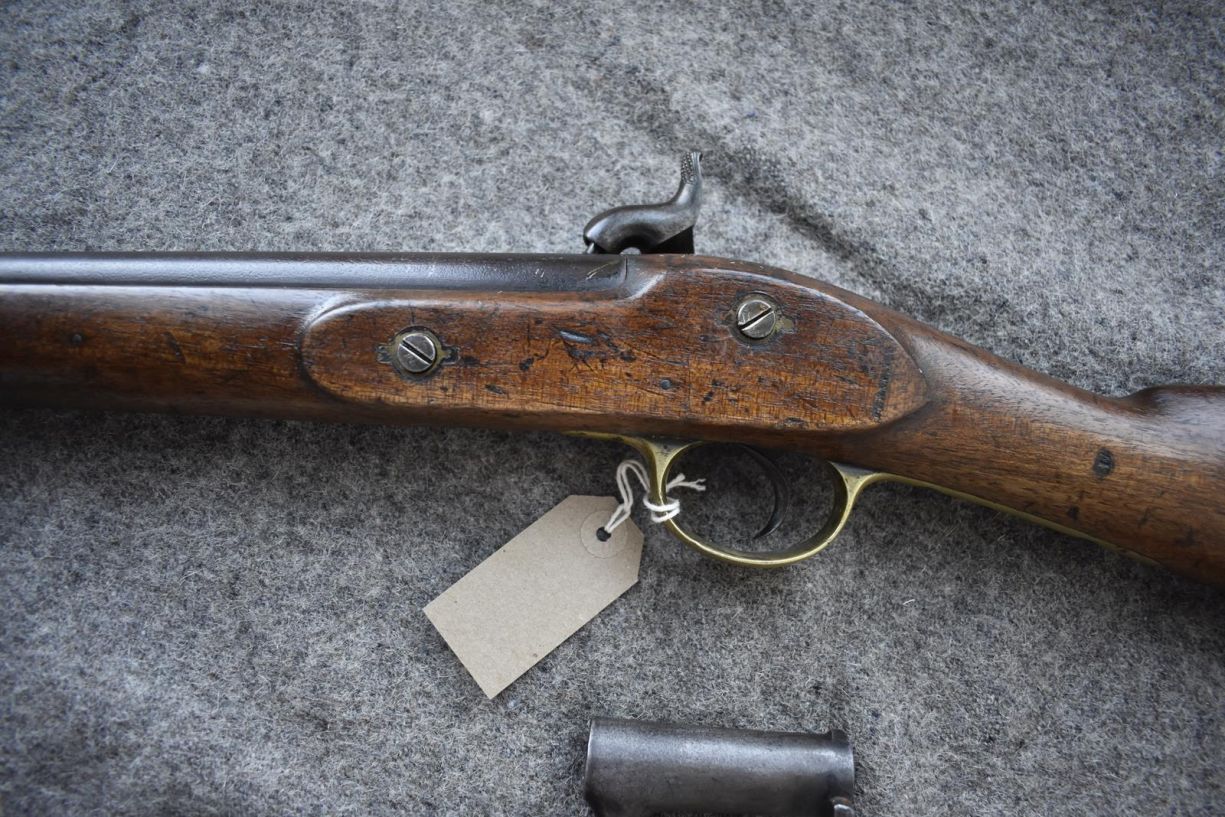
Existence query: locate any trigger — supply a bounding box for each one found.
[735,445,786,540]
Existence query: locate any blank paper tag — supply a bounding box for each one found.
[424,495,643,698]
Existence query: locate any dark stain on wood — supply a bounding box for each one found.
[1093,448,1115,478]
[869,345,894,423]
[162,332,186,363]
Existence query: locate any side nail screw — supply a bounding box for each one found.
[736,297,778,340]
[394,329,440,374]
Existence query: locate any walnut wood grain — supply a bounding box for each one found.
[0,253,1221,583]
[815,295,1225,582]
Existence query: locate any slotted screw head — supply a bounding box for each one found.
[394,329,439,374]
[736,297,778,340]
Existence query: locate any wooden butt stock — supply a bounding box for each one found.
[816,309,1225,583]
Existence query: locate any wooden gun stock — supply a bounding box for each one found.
[0,252,1222,582]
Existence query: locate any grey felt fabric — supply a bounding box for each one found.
[1,1,1223,815]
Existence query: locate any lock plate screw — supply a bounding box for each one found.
[736,297,778,340]
[393,329,440,375]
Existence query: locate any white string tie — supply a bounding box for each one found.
[602,459,706,534]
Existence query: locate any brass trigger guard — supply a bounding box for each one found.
[572,433,1124,568]
[572,433,890,568]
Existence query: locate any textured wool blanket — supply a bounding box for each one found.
[2,2,1222,815]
